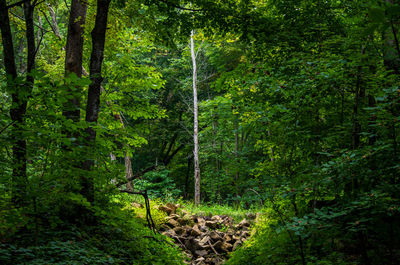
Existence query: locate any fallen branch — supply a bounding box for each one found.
[120,189,157,234]
[208,239,220,256]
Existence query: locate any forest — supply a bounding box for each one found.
[1,0,400,264]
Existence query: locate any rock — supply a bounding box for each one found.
[177,216,192,226]
[167,218,180,228]
[159,210,254,265]
[213,241,232,253]
[191,225,201,237]
[222,215,234,224]
[194,250,208,257]
[223,242,233,252]
[169,214,180,220]
[159,224,170,232]
[205,220,220,229]
[185,237,203,252]
[223,234,233,243]
[241,230,250,238]
[232,235,241,241]
[213,240,232,253]
[161,230,175,237]
[195,256,206,265]
[209,231,222,242]
[159,205,173,215]
[238,219,250,228]
[199,225,208,232]
[184,251,193,260]
[211,215,223,223]
[199,235,210,246]
[205,257,214,264]
[233,240,242,251]
[213,240,223,248]
[197,217,206,226]
[131,202,143,208]
[246,213,256,219]
[166,203,178,214]
[173,226,185,235]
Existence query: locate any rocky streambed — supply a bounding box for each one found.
[157,204,254,265]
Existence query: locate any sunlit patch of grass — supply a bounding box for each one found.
[178,201,258,222]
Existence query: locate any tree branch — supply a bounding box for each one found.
[116,165,157,187]
[7,0,29,9]
[0,120,16,135]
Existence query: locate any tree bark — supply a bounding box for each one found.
[0,0,21,205]
[47,4,62,40]
[82,0,112,200]
[234,113,239,205]
[63,0,88,203]
[191,30,201,206]
[0,0,35,205]
[63,0,87,122]
[117,114,134,191]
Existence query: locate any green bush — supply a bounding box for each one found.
[0,194,184,265]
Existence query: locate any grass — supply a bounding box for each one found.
[177,201,259,222]
[112,193,263,223]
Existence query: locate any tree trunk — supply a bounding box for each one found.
[63,0,87,122]
[0,0,36,206]
[0,0,22,205]
[63,0,88,203]
[383,0,400,75]
[83,0,112,201]
[234,114,239,206]
[191,30,201,206]
[117,114,134,191]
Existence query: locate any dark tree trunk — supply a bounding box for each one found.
[0,0,35,206]
[62,0,88,205]
[0,0,22,205]
[82,0,112,201]
[63,0,87,122]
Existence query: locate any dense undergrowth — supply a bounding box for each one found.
[227,199,400,265]
[0,194,184,265]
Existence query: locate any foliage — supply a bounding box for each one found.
[133,169,181,200]
[0,195,184,265]
[1,0,400,264]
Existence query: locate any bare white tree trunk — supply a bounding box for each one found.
[191,30,201,206]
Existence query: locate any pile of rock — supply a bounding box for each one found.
[157,203,252,265]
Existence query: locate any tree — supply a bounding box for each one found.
[191,30,201,205]
[83,0,112,201]
[0,0,36,206]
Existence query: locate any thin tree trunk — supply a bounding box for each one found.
[234,114,239,206]
[348,45,366,196]
[191,30,201,206]
[47,4,62,41]
[36,15,42,56]
[117,114,134,191]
